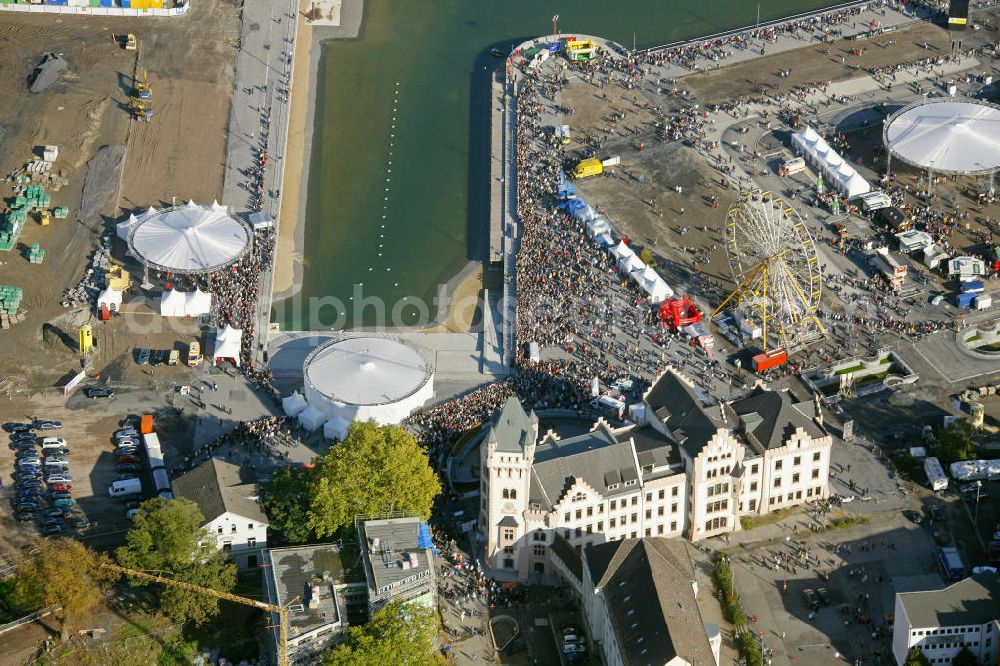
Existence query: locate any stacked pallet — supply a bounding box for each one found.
[28,243,45,264]
[0,285,22,329]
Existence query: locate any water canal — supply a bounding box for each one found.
[277,0,847,329]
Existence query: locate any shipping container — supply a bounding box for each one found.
[752,349,788,372]
[956,292,976,308]
[140,414,153,435]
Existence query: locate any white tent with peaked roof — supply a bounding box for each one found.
[159,289,187,317]
[213,325,242,366]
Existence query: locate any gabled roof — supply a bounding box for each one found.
[620,424,682,476]
[898,573,1000,628]
[486,396,539,453]
[730,386,825,452]
[530,424,638,510]
[172,458,267,525]
[585,538,716,666]
[644,371,726,459]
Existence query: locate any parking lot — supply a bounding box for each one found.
[0,390,184,562]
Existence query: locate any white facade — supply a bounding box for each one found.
[479,371,833,579]
[205,510,267,569]
[892,575,1000,666]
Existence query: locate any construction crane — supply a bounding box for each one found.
[101,562,298,666]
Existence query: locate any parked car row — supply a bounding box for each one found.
[134,348,179,366]
[560,625,586,663]
[4,421,85,535]
[109,420,143,519]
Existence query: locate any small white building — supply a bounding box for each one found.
[172,459,268,569]
[891,573,1000,665]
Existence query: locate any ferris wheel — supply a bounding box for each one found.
[713,190,825,353]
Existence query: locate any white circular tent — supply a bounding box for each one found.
[119,200,252,274]
[303,335,434,440]
[883,99,1000,175]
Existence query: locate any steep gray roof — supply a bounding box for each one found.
[898,573,1000,628]
[644,371,726,460]
[172,458,267,525]
[486,396,538,453]
[585,538,716,666]
[549,533,582,581]
[620,424,682,476]
[530,425,638,510]
[730,387,825,452]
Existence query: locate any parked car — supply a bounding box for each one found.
[44,507,67,518]
[68,518,91,530]
[33,420,62,430]
[9,440,37,451]
[45,474,72,484]
[16,449,41,459]
[42,516,64,527]
[136,348,150,365]
[117,455,140,465]
[115,447,138,457]
[14,501,41,511]
[42,524,63,535]
[44,448,70,457]
[84,387,115,399]
[16,479,42,490]
[49,484,72,492]
[118,464,140,474]
[803,588,819,610]
[126,509,138,519]
[18,488,43,498]
[114,428,138,439]
[49,491,72,501]
[14,470,42,481]
[52,498,76,508]
[40,437,67,449]
[11,432,37,442]
[3,422,33,433]
[44,456,69,465]
[817,588,832,606]
[15,512,37,523]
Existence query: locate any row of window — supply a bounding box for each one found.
[217,523,256,534]
[771,469,822,487]
[559,519,681,542]
[913,625,992,637]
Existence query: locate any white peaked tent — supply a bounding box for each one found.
[323,415,351,441]
[116,207,157,241]
[611,241,635,265]
[619,252,646,274]
[297,405,326,432]
[213,325,242,366]
[631,266,674,302]
[791,126,870,198]
[572,202,598,222]
[586,216,612,239]
[97,288,123,311]
[159,289,187,317]
[282,392,308,417]
[184,288,213,317]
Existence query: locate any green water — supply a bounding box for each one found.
[278,0,846,330]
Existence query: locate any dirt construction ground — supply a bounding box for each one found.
[0,1,239,391]
[683,21,952,105]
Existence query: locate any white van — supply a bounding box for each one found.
[41,437,67,449]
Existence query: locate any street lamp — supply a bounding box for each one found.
[552,14,559,37]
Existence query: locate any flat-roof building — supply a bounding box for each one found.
[891,573,1000,666]
[262,543,366,665]
[357,515,437,616]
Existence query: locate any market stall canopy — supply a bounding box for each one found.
[159,288,187,317]
[792,126,870,198]
[297,405,326,432]
[97,288,122,310]
[127,200,251,274]
[213,325,242,366]
[323,415,351,441]
[184,288,212,317]
[884,99,1000,174]
[282,392,308,417]
[619,252,646,274]
[611,241,635,262]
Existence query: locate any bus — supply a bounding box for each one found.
[924,456,948,492]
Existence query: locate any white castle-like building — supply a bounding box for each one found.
[478,369,833,579]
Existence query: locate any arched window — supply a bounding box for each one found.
[509,489,517,499]
[502,489,509,499]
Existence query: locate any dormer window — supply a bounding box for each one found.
[624,479,637,486]
[608,483,620,490]
[642,465,653,474]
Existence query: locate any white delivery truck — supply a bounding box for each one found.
[924,456,948,492]
[108,477,142,498]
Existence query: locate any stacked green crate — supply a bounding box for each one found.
[0,208,28,251]
[28,244,45,264]
[0,285,22,315]
[53,207,68,219]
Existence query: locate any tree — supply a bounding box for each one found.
[262,465,316,545]
[115,497,237,626]
[264,421,441,543]
[15,539,111,641]
[903,647,931,666]
[934,420,977,467]
[307,422,441,539]
[952,647,979,666]
[323,600,443,666]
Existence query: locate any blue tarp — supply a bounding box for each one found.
[547,42,562,52]
[565,198,586,213]
[417,522,439,555]
[961,279,985,293]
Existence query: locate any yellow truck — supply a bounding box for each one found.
[187,340,202,367]
[572,157,603,179]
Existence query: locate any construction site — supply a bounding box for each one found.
[0,0,239,391]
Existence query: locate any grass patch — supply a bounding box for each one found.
[712,554,762,666]
[740,507,793,531]
[879,356,891,364]
[834,363,864,375]
[819,514,869,532]
[977,341,1000,352]
[891,453,918,479]
[966,334,982,343]
[855,371,890,388]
